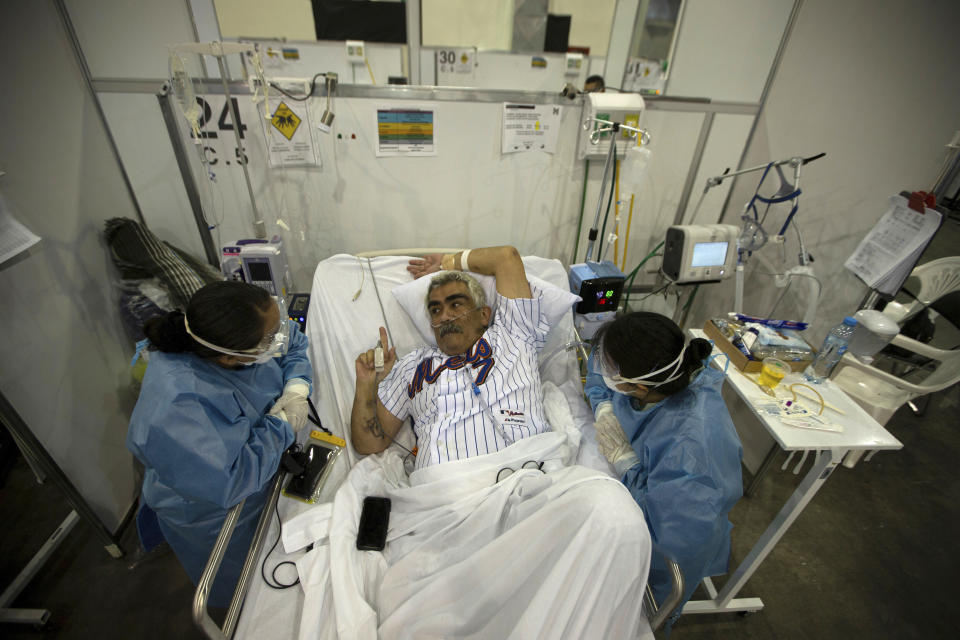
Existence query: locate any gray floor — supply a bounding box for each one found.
[3,217,958,639]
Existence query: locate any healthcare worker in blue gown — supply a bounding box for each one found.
[127,281,312,607]
[585,312,743,628]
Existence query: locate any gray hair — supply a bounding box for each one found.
[425,271,487,309]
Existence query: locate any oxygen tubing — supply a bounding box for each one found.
[622,240,665,310]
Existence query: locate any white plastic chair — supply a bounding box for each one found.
[881,256,960,325]
[833,334,960,426]
[833,256,960,467]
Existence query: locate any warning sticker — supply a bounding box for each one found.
[260,97,319,167]
[271,102,301,141]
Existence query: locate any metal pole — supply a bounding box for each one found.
[405,0,421,85]
[53,0,146,227]
[584,129,619,262]
[0,390,124,558]
[157,84,220,268]
[214,54,266,238]
[715,448,839,607]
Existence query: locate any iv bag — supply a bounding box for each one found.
[168,54,202,132]
[620,145,652,195]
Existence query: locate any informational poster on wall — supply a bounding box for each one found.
[260,98,320,167]
[375,107,437,157]
[623,57,666,95]
[501,103,561,154]
[436,48,477,86]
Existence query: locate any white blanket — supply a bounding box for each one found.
[291,432,652,640]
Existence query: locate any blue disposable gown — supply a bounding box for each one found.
[127,323,312,607]
[586,353,743,612]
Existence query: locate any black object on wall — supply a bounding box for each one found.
[312,0,407,43]
[544,14,571,53]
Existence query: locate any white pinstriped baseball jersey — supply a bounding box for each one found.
[378,291,551,470]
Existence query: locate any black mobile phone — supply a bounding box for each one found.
[356,496,391,551]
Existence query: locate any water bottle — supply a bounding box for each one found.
[803,316,858,383]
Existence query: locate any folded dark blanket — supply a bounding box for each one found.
[104,218,222,309]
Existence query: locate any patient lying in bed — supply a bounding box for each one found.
[331,246,652,639]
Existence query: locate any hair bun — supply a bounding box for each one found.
[144,310,194,352]
[687,337,713,364]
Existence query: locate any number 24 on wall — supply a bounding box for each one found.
[191,96,249,165]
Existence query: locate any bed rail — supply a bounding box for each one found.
[193,472,286,640]
[643,558,685,631]
[354,248,465,258]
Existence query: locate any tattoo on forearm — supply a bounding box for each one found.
[366,417,385,439]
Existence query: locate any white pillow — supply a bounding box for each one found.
[391,270,581,348]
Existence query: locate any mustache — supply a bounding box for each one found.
[437,323,463,338]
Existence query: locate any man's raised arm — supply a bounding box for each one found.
[407,246,532,299]
[350,327,404,454]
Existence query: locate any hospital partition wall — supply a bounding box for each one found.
[65,0,797,300]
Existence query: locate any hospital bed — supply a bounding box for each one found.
[192,252,683,640]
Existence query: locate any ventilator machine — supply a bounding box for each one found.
[661,224,739,284]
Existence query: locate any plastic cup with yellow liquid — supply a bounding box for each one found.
[757,357,790,391]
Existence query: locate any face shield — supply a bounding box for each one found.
[595,337,688,393]
[184,298,290,364]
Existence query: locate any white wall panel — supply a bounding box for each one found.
[214,0,315,40]
[689,0,960,342]
[682,113,756,226]
[97,92,207,260]
[422,0,513,51]
[667,0,793,102]
[65,0,199,79]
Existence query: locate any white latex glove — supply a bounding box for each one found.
[268,379,310,431]
[594,402,639,475]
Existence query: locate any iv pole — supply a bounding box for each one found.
[170,42,267,239]
[581,117,651,262]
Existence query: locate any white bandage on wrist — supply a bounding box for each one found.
[284,379,310,397]
[595,401,614,420]
[460,249,471,272]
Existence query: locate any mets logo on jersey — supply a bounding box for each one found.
[407,338,495,398]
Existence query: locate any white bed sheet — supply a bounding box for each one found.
[233,254,618,640]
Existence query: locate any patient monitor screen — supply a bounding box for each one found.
[690,241,728,267]
[247,261,272,281]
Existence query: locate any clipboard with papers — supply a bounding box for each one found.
[844,194,942,296]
